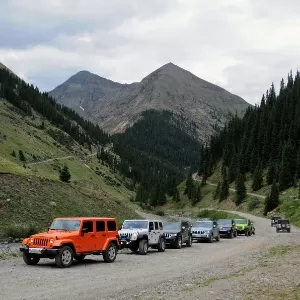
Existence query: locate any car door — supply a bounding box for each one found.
[182,222,188,241]
[148,222,156,245]
[79,220,96,252]
[154,221,160,244]
[95,220,106,251]
[213,221,218,237]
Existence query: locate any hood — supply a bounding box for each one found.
[119,228,147,234]
[192,227,212,231]
[31,230,79,239]
[164,229,180,234]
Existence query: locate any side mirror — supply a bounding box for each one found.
[81,228,88,236]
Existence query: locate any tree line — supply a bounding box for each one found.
[198,70,300,214]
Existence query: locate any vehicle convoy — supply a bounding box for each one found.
[276,219,291,233]
[118,219,166,255]
[163,220,192,249]
[234,218,254,236]
[271,216,282,227]
[217,219,237,238]
[19,217,120,268]
[191,219,220,243]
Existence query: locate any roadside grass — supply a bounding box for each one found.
[0,251,21,260]
[264,245,300,259]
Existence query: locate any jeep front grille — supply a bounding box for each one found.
[192,230,206,234]
[120,233,132,238]
[33,238,48,247]
[165,233,174,238]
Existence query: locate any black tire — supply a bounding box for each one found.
[186,235,192,247]
[103,243,117,263]
[287,228,291,233]
[75,255,86,261]
[55,246,74,268]
[175,236,182,249]
[157,237,166,252]
[138,239,148,255]
[276,228,279,233]
[229,231,234,239]
[23,253,40,265]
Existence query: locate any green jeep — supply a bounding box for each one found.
[234,219,254,236]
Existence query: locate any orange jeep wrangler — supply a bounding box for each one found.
[20,217,120,268]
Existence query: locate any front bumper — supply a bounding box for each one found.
[219,230,232,236]
[165,237,177,245]
[118,239,138,249]
[20,245,59,257]
[192,233,211,240]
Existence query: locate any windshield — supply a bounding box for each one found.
[217,219,231,225]
[164,222,181,231]
[50,219,81,231]
[192,221,212,228]
[279,220,290,224]
[235,219,247,224]
[122,220,148,229]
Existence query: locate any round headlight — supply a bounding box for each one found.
[30,237,34,243]
[131,232,138,240]
[49,238,54,244]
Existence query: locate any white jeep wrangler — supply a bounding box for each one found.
[118,219,166,255]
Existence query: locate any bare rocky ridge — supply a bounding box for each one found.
[49,63,250,142]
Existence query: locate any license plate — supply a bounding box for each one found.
[29,248,42,254]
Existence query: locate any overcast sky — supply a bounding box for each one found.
[0,0,299,105]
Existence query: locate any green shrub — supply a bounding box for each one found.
[155,209,165,216]
[1,224,39,239]
[248,198,261,211]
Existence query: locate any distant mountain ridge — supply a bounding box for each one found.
[49,62,250,142]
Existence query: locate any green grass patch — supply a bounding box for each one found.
[264,245,300,259]
[196,209,245,220]
[0,251,21,260]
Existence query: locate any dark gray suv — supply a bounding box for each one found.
[163,220,192,249]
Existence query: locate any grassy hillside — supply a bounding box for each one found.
[0,99,140,238]
[158,170,300,226]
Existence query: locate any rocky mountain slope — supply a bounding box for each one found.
[49,62,250,142]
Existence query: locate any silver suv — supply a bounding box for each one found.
[118,220,166,255]
[191,219,220,243]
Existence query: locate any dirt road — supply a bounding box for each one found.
[0,212,299,300]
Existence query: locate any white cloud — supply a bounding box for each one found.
[0,0,299,104]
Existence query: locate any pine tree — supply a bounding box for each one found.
[235,172,246,205]
[252,164,263,191]
[266,161,276,185]
[213,182,221,200]
[172,187,180,202]
[278,141,297,191]
[59,164,71,182]
[185,171,194,200]
[19,150,26,161]
[191,184,202,206]
[219,169,229,202]
[264,180,280,215]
